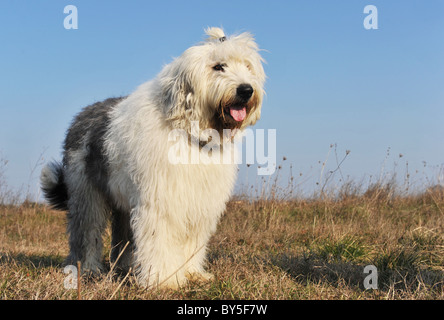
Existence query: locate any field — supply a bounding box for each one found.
[0,178,443,300]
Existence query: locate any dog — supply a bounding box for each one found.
[40,27,266,288]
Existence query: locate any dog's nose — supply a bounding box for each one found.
[236,84,254,101]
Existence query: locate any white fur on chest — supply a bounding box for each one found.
[105,83,237,223]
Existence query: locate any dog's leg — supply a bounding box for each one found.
[131,205,191,289]
[184,247,215,283]
[182,228,215,283]
[110,208,134,273]
[64,177,109,275]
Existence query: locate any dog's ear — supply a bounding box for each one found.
[160,61,195,125]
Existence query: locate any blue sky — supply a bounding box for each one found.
[1,1,443,200]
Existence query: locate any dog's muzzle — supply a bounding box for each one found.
[222,84,254,122]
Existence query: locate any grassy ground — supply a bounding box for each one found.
[0,183,443,300]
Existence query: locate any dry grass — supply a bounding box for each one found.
[0,150,443,299]
[1,183,443,300]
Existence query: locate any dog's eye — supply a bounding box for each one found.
[213,64,225,72]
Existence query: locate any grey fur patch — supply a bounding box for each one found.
[64,97,125,197]
[58,96,135,273]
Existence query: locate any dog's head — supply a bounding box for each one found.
[160,27,266,136]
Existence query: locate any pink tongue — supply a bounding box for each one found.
[229,107,246,122]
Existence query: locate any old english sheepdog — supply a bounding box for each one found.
[40,27,266,288]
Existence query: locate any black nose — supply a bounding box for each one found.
[236,84,254,101]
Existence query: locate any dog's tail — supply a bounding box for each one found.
[40,161,68,211]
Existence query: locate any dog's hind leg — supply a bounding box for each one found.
[64,165,110,275]
[110,208,134,273]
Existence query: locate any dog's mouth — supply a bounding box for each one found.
[224,105,247,122]
[212,100,253,133]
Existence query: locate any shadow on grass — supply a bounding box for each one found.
[0,251,134,286]
[270,251,443,296]
[271,253,368,289]
[0,252,64,269]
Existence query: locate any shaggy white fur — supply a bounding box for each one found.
[41,27,266,288]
